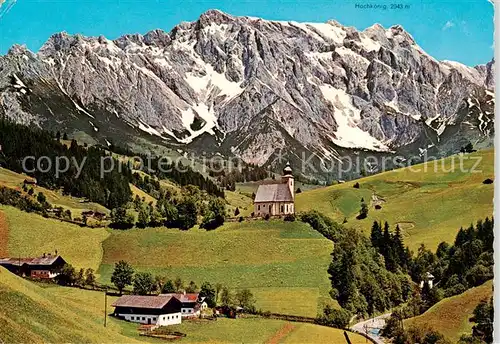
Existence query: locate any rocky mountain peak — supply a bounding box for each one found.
[197,8,234,25]
[0,10,494,175]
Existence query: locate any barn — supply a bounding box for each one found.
[112,295,183,326]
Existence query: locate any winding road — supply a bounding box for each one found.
[350,313,391,344]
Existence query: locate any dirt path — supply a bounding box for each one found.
[0,211,8,257]
[266,323,296,344]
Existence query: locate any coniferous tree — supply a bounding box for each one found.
[199,282,217,307]
[393,225,406,268]
[370,221,383,250]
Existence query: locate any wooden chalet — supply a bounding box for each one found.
[0,253,66,279]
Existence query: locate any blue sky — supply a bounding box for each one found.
[0,0,494,66]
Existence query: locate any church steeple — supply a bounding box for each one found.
[281,162,294,200]
[283,162,293,176]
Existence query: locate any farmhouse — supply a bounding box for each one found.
[23,177,37,185]
[112,295,182,326]
[161,293,208,318]
[0,253,66,279]
[254,162,295,216]
[81,210,106,220]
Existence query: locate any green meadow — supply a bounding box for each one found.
[0,266,366,344]
[404,280,493,343]
[1,206,109,271]
[98,220,335,317]
[0,267,142,343]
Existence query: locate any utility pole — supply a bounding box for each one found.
[343,331,353,344]
[104,287,107,327]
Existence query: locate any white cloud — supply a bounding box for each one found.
[442,21,455,31]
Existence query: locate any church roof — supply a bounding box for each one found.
[254,183,293,203]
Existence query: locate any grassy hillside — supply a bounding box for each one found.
[0,167,109,218]
[404,280,493,343]
[225,191,254,217]
[296,149,494,251]
[0,267,143,343]
[1,206,109,270]
[168,317,367,343]
[99,220,335,317]
[0,267,366,344]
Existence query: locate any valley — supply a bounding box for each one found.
[0,146,494,343]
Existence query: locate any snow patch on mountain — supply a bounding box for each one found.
[442,60,483,84]
[320,84,388,151]
[12,74,26,88]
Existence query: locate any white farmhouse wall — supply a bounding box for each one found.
[181,307,200,317]
[157,312,182,326]
[254,202,294,216]
[118,312,181,326]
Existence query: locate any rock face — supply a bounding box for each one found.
[0,10,494,177]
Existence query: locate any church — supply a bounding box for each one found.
[253,163,295,217]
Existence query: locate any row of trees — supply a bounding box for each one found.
[0,186,44,213]
[56,264,96,288]
[109,261,255,310]
[378,218,493,343]
[300,211,412,318]
[110,189,226,230]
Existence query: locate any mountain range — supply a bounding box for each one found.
[0,9,494,179]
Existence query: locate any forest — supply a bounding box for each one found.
[300,211,493,337]
[0,119,225,210]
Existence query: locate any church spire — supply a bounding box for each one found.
[283,162,293,176]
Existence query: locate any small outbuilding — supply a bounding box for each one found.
[161,293,208,318]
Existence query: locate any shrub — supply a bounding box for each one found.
[284,214,295,222]
[300,211,343,241]
[264,214,271,221]
[353,182,360,189]
[483,178,493,184]
[375,204,382,210]
[315,306,351,329]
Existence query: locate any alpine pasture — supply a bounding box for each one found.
[404,280,493,343]
[296,149,494,251]
[98,220,335,317]
[0,266,366,343]
[0,149,495,342]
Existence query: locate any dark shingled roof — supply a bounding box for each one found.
[254,183,293,203]
[160,293,199,303]
[112,295,174,309]
[0,255,64,267]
